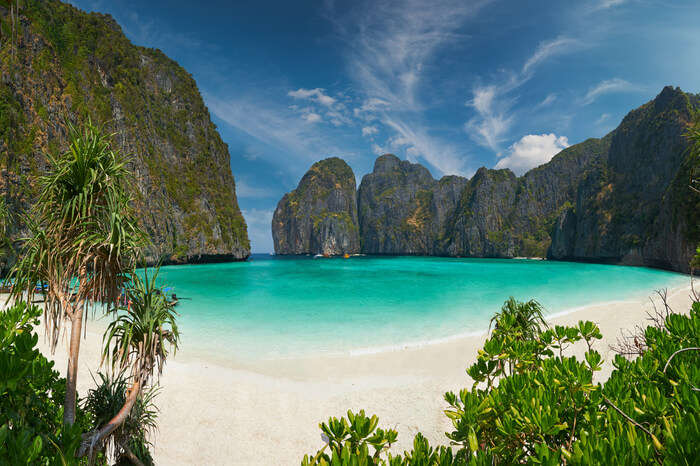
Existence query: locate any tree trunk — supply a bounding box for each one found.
[64,307,84,425]
[78,379,142,459]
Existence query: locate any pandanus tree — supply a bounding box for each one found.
[9,121,145,425]
[80,268,179,462]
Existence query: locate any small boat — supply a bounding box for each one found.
[313,254,324,259]
[168,293,180,306]
[343,253,350,259]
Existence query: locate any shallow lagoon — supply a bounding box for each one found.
[147,255,687,361]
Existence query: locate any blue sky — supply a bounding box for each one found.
[67,0,700,253]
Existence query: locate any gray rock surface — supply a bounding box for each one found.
[273,87,699,272]
[272,158,360,255]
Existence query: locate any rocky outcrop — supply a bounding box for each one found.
[357,154,466,254]
[443,168,519,257]
[548,86,700,272]
[357,139,610,258]
[272,158,360,255]
[273,87,698,272]
[0,0,249,266]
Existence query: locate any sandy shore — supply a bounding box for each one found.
[8,283,694,464]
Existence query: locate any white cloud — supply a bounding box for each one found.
[580,78,642,105]
[362,126,378,137]
[205,93,347,165]
[595,113,611,125]
[496,133,570,175]
[466,36,580,154]
[288,88,336,106]
[522,36,579,75]
[593,0,626,10]
[465,85,513,153]
[242,208,274,253]
[536,93,557,108]
[242,146,261,161]
[339,0,488,112]
[324,0,488,175]
[371,143,387,156]
[384,118,469,175]
[302,112,322,123]
[354,98,391,119]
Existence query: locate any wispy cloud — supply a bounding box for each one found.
[465,35,581,154]
[590,0,627,12]
[322,0,488,175]
[361,126,378,137]
[522,36,580,75]
[338,0,488,112]
[205,93,350,167]
[536,93,557,109]
[353,98,391,121]
[465,85,513,153]
[580,78,643,105]
[301,112,322,123]
[595,113,611,125]
[384,118,470,175]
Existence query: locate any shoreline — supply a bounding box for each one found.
[8,282,696,464]
[153,279,690,376]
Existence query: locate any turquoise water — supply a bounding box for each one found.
[150,255,687,362]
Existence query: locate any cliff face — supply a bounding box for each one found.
[548,87,700,272]
[0,0,250,268]
[272,157,360,255]
[443,168,519,257]
[273,87,698,273]
[356,154,466,254]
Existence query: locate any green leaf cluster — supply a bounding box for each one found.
[0,302,88,464]
[301,297,700,465]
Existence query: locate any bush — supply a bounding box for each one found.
[0,302,87,464]
[302,298,700,465]
[83,372,158,465]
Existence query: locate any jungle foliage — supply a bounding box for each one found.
[302,297,700,465]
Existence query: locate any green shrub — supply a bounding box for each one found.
[83,372,158,465]
[302,298,700,465]
[0,302,88,464]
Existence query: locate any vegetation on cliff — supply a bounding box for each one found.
[0,0,249,266]
[549,87,700,271]
[276,87,698,272]
[272,157,360,255]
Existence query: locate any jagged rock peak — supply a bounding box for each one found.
[272,157,360,256]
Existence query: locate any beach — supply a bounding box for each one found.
[18,283,696,464]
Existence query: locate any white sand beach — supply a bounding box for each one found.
[15,283,696,465]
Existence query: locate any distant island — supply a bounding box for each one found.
[273,87,699,273]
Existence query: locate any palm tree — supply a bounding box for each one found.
[489,297,547,341]
[79,267,179,461]
[83,371,160,465]
[10,121,145,425]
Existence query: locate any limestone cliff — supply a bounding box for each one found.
[0,0,250,268]
[357,154,466,255]
[272,87,698,273]
[272,158,360,255]
[548,86,700,272]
